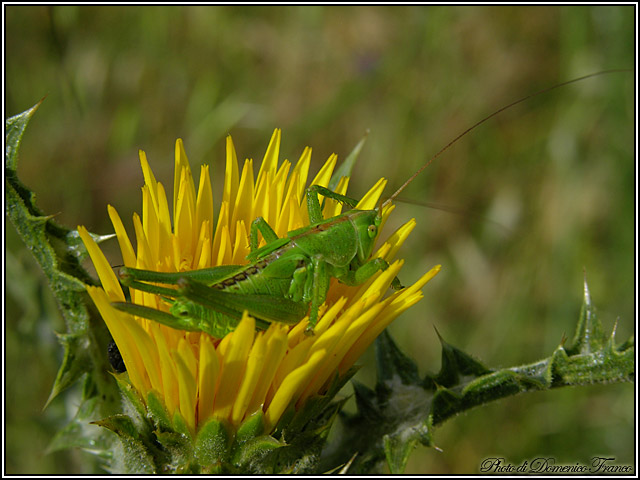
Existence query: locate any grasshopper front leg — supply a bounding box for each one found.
[355,258,404,290]
[305,256,331,335]
[271,252,330,335]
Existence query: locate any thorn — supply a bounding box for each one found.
[337,452,359,474]
[610,318,619,340]
[559,332,568,346]
[28,96,47,116]
[582,268,591,307]
[43,212,62,221]
[433,325,445,344]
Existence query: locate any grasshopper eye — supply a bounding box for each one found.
[367,224,377,238]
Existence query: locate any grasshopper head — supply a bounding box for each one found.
[354,210,383,263]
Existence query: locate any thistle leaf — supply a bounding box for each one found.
[6,103,126,475]
[321,278,633,474]
[6,103,116,408]
[47,396,111,456]
[193,418,232,471]
[566,274,607,355]
[92,415,156,474]
[375,329,420,387]
[146,390,173,432]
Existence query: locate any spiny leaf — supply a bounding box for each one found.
[172,412,193,440]
[66,229,116,264]
[249,373,360,475]
[566,274,606,355]
[193,418,232,469]
[93,414,140,439]
[548,338,634,386]
[114,375,147,426]
[261,427,326,474]
[47,396,111,456]
[234,412,265,447]
[428,327,492,389]
[322,280,633,474]
[5,100,43,171]
[45,332,92,408]
[6,103,124,472]
[285,367,358,437]
[383,432,418,474]
[146,390,173,432]
[351,380,379,421]
[375,329,420,387]
[153,430,195,474]
[93,415,156,474]
[232,436,284,472]
[6,102,115,407]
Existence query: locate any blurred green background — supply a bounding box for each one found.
[5,5,634,474]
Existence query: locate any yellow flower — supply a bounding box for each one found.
[78,129,440,436]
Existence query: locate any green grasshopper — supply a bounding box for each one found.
[114,184,399,337]
[112,70,626,337]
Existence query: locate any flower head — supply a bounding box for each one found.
[79,129,440,438]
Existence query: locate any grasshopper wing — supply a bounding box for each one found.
[120,265,245,287]
[178,278,309,325]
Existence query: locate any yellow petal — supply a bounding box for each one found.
[173,139,195,221]
[213,314,255,422]
[152,322,179,415]
[83,132,442,439]
[211,201,229,264]
[196,164,214,245]
[174,167,197,266]
[356,177,387,210]
[142,185,160,265]
[85,286,151,394]
[340,265,441,372]
[256,128,280,185]
[197,334,220,425]
[265,349,326,432]
[322,175,350,219]
[309,153,337,190]
[78,226,124,301]
[133,212,154,270]
[290,146,311,202]
[174,338,198,433]
[231,332,267,425]
[230,159,255,239]
[245,324,288,417]
[107,205,136,268]
[272,159,291,223]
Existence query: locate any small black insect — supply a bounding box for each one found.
[108,340,126,373]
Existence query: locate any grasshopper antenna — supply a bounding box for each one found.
[381,69,631,209]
